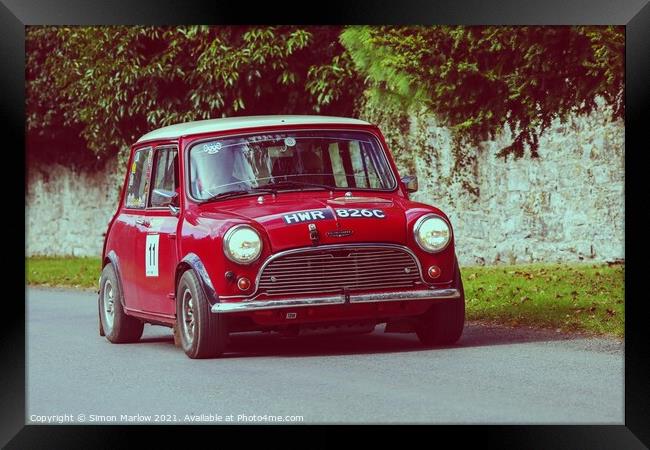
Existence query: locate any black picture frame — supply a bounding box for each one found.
[7,0,648,447]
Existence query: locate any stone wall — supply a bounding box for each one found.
[25,105,624,266]
[26,161,123,257]
[406,101,624,265]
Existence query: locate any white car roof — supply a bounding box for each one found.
[136,115,372,143]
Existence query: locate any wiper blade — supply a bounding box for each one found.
[266,180,334,191]
[201,187,274,203]
[200,182,332,203]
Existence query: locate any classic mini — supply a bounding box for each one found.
[99,115,465,359]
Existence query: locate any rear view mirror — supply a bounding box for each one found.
[401,175,418,193]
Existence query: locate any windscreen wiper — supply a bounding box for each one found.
[200,187,276,203]
[201,181,333,203]
[265,180,335,191]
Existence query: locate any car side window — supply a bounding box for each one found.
[149,147,179,207]
[125,147,153,209]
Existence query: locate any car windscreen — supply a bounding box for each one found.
[188,130,397,200]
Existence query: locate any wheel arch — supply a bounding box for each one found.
[175,253,219,306]
[453,253,464,295]
[103,250,128,308]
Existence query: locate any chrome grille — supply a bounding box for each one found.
[258,246,422,296]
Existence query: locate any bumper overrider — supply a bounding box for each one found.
[211,288,461,313]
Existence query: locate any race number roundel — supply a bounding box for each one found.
[145,234,159,277]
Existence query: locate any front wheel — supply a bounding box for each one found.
[415,260,465,346]
[99,263,144,343]
[176,270,228,359]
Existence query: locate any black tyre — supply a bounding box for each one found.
[415,260,465,346]
[99,263,144,343]
[176,270,228,359]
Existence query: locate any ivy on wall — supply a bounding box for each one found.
[341,26,624,159]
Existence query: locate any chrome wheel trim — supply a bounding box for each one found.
[181,288,195,345]
[103,279,115,330]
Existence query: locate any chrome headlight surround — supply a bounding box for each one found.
[413,213,452,253]
[223,224,263,265]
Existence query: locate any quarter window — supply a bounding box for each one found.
[149,147,179,207]
[125,147,153,209]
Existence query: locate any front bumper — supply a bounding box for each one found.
[211,288,461,314]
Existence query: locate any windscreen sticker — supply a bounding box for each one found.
[203,142,222,154]
[335,208,386,218]
[283,209,334,224]
[145,234,160,277]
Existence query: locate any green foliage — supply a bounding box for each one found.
[357,92,413,172]
[27,26,624,169]
[341,26,624,158]
[27,26,362,164]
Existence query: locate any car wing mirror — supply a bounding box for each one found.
[152,188,179,211]
[401,175,418,193]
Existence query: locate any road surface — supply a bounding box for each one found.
[27,287,623,424]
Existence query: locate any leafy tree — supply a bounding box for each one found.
[341,26,624,158]
[27,25,623,169]
[26,26,363,165]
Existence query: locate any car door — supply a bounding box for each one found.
[118,146,153,311]
[134,145,180,317]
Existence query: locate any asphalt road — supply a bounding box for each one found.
[27,287,623,424]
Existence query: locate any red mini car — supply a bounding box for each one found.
[99,115,465,358]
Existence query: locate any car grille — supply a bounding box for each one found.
[257,245,422,296]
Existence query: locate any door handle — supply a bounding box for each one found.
[136,218,150,227]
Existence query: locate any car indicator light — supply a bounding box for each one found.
[237,277,251,291]
[428,265,441,279]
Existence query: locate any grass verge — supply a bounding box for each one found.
[25,257,624,338]
[26,256,102,290]
[463,263,624,338]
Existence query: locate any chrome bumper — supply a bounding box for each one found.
[211,288,461,314]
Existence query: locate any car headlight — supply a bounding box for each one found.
[414,214,451,252]
[223,225,263,264]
